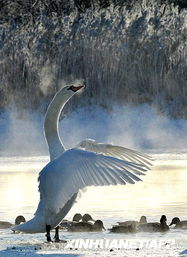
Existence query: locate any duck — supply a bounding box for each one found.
[169,217,187,229]
[60,213,82,229]
[117,215,147,227]
[68,220,105,232]
[82,213,95,223]
[13,84,152,242]
[66,213,95,231]
[109,216,147,233]
[109,221,137,233]
[138,215,169,232]
[0,215,26,229]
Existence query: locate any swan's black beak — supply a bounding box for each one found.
[68,85,85,92]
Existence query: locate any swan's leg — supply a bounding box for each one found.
[54,226,60,242]
[54,226,67,243]
[45,225,52,242]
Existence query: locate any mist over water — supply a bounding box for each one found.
[58,104,187,151]
[0,103,187,156]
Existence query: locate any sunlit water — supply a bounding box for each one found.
[0,154,187,256]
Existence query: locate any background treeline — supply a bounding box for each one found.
[0,0,187,22]
[1,0,187,118]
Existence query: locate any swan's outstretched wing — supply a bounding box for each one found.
[77,139,152,168]
[37,148,149,216]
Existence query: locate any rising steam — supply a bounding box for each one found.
[1,103,186,156]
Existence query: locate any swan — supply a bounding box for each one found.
[13,84,152,241]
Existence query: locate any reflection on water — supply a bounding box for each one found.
[0,156,187,226]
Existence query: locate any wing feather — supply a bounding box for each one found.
[77,139,153,168]
[36,148,150,216]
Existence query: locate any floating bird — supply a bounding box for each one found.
[68,220,105,232]
[82,214,95,223]
[66,213,96,231]
[67,213,96,232]
[109,216,147,233]
[13,84,152,242]
[169,217,187,229]
[0,221,12,229]
[60,213,82,229]
[73,213,83,222]
[109,221,137,233]
[117,215,147,227]
[0,215,25,229]
[138,215,169,232]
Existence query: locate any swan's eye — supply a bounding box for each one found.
[67,85,84,92]
[67,86,74,91]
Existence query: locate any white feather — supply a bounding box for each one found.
[77,139,153,168]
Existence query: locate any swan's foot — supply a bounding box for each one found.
[54,226,67,243]
[54,239,67,243]
[46,225,52,242]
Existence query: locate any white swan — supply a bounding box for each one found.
[13,84,152,241]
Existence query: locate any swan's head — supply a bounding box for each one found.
[57,84,85,100]
[66,84,85,94]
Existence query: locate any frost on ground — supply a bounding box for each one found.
[0,229,187,257]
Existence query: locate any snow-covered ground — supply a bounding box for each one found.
[0,155,187,257]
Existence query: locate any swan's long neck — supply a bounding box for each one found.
[44,89,73,161]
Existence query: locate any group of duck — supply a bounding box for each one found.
[60,213,187,233]
[60,213,105,232]
[0,213,187,233]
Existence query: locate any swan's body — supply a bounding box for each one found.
[13,84,153,240]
